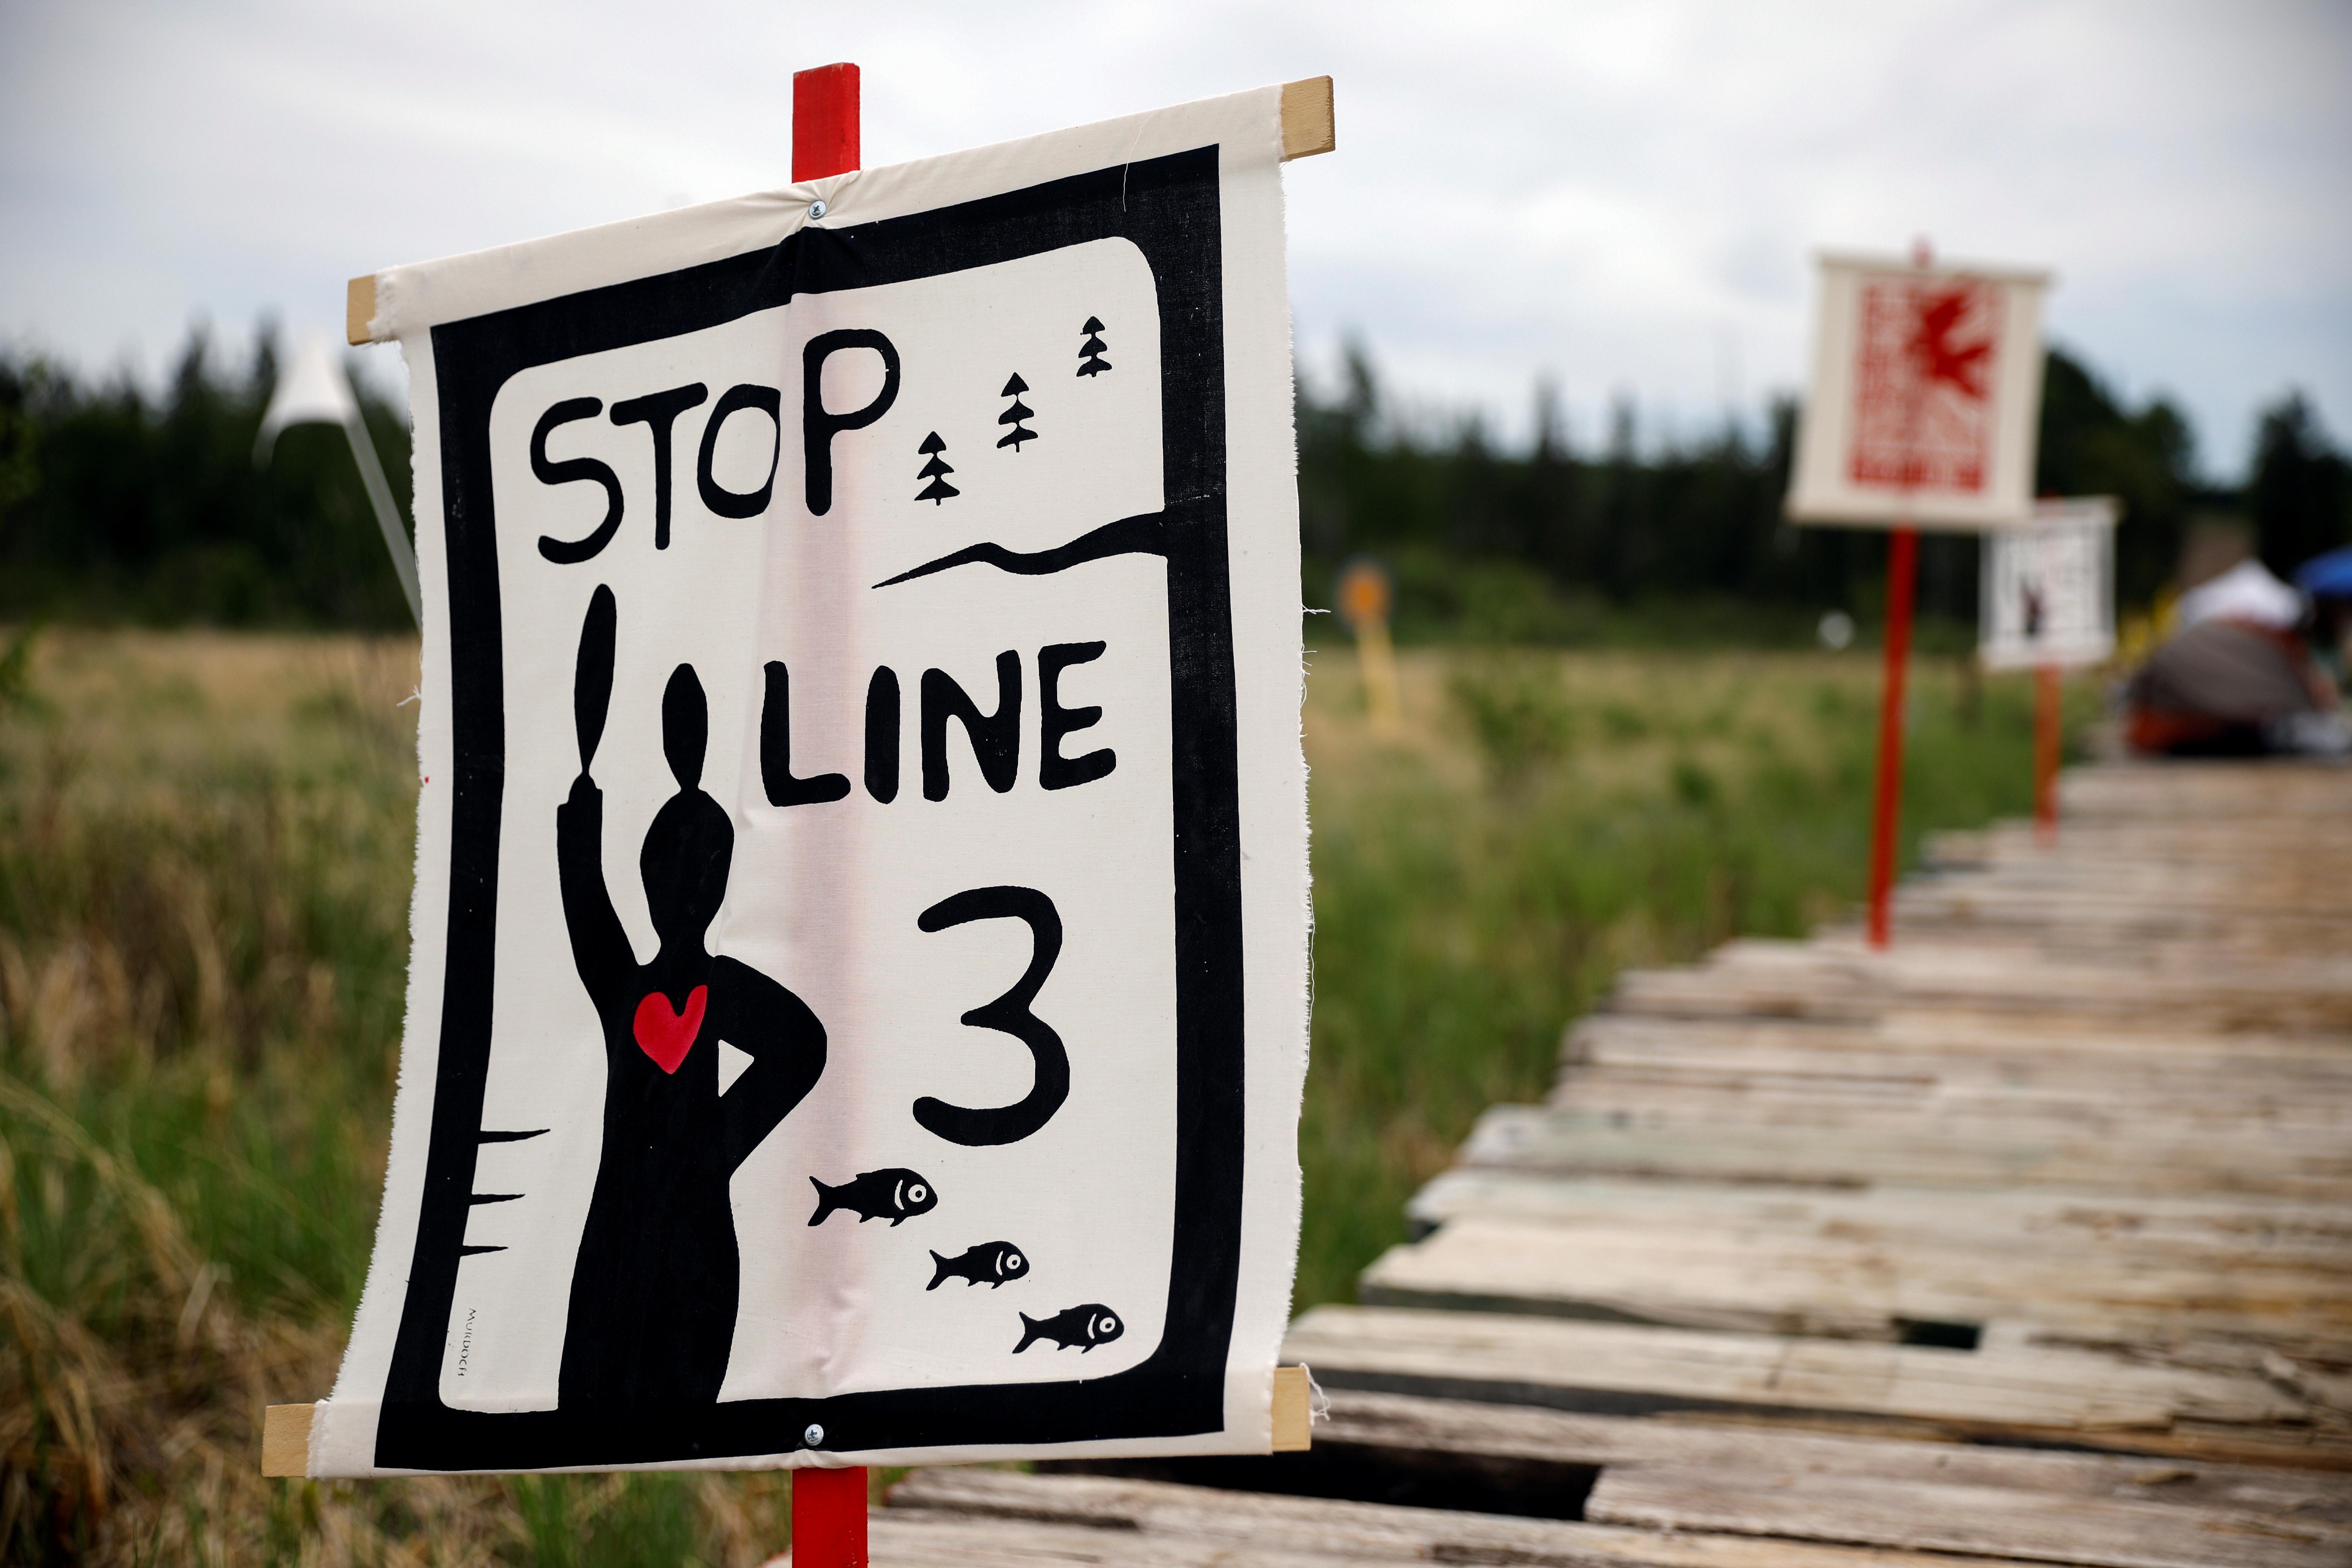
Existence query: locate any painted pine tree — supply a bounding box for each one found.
[996,373,1037,450]
[1077,317,1111,377]
[915,430,959,504]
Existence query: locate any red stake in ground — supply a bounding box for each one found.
[2034,664,2061,845]
[789,65,868,1568]
[1865,525,1918,950]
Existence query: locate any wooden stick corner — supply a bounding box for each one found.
[346,275,379,346]
[1271,1364,1312,1450]
[1280,78,1335,161]
[262,1402,316,1477]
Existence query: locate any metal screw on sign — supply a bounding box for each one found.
[808,200,827,220]
[804,1423,825,1447]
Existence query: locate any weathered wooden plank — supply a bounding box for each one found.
[1607,973,2352,1031]
[1548,1070,2352,1146]
[1362,1214,2352,1349]
[1400,1174,2352,1333]
[1314,1387,2352,1510]
[1587,1466,2352,1568]
[1612,960,2352,1024]
[893,1417,2352,1564]
[1454,1104,2352,1201]
[884,1468,2056,1566]
[1564,1013,2352,1087]
[1283,1306,2349,1468]
[1406,1170,2352,1263]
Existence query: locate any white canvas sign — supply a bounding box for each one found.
[1980,497,2117,671]
[315,87,1309,1477]
[1787,252,2050,531]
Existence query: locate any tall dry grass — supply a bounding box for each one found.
[0,632,807,1564]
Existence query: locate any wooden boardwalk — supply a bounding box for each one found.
[877,763,2352,1566]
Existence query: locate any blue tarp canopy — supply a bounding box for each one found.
[2293,545,2352,599]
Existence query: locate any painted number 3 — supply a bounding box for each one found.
[913,887,1070,1146]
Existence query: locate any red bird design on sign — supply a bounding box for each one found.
[1850,277,2004,495]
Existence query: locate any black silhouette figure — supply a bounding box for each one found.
[996,374,1037,451]
[2022,581,2046,640]
[1076,317,1110,378]
[555,585,828,1409]
[915,431,959,504]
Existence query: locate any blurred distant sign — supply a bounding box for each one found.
[1787,252,2050,530]
[1980,498,2117,670]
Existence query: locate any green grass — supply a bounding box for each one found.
[0,628,2092,1562]
[1292,643,2087,1308]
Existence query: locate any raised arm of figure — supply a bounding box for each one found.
[554,586,638,1009]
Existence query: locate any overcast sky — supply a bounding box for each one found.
[4,0,2346,478]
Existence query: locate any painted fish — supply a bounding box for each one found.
[1014,1303,1124,1353]
[928,1241,1030,1290]
[807,1168,938,1227]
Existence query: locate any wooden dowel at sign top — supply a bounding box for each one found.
[346,273,376,348]
[262,1368,1312,1475]
[346,78,1332,346]
[1280,77,1336,161]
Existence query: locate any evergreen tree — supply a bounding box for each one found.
[1077,317,1111,378]
[2034,346,2204,606]
[915,430,959,504]
[2250,393,2351,576]
[996,373,1037,450]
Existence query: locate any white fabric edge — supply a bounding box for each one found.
[1215,105,1307,1461]
[317,83,1304,1475]
[312,327,450,1477]
[374,84,1292,343]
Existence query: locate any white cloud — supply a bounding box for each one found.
[2,0,2345,475]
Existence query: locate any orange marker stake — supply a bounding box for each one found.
[2034,664,2061,845]
[1337,558,1404,736]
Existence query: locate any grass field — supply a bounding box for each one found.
[0,626,2088,1564]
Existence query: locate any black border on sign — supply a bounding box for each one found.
[374,147,1240,1471]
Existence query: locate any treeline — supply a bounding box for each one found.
[0,327,2345,638]
[0,328,416,628]
[1302,346,2350,641]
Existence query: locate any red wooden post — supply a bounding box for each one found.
[791,1463,867,1567]
[1865,526,1919,950]
[794,62,861,182]
[2033,664,2061,845]
[788,66,868,1567]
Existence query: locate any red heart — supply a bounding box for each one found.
[632,986,708,1074]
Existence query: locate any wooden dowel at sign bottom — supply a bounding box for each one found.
[262,1402,314,1477]
[261,1367,1314,1475]
[1271,1363,1314,1450]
